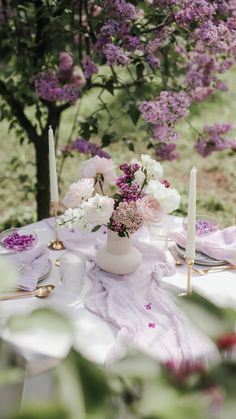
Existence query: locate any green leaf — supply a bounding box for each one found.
[70,351,111,413]
[178,292,236,339]
[136,62,145,79]
[128,142,135,152]
[11,404,69,419]
[105,79,114,96]
[92,225,101,232]
[101,133,113,147]
[128,105,140,125]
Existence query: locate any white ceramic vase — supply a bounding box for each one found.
[96,229,142,275]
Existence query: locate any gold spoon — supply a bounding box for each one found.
[0,285,55,301]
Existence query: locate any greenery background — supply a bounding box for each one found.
[0,66,236,230]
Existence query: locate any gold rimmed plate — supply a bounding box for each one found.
[176,244,227,267]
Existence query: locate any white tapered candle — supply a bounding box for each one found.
[186,167,197,260]
[48,126,59,203]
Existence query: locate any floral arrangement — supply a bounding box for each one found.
[58,154,180,237]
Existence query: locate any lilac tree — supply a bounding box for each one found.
[0,0,236,219]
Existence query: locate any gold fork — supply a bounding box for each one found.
[195,264,236,276]
[168,246,204,275]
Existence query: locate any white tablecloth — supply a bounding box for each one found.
[1,215,236,367]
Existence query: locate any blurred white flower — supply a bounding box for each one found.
[82,194,114,225]
[63,178,94,209]
[0,259,18,293]
[58,207,92,231]
[146,180,181,214]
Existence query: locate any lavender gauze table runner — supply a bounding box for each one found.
[44,218,217,364]
[84,240,217,365]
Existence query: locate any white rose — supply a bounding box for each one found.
[81,194,114,225]
[146,180,181,214]
[140,154,163,181]
[134,169,146,186]
[63,178,94,209]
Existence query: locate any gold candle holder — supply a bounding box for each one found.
[48,201,65,251]
[186,258,194,296]
[177,258,194,298]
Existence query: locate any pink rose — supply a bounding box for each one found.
[137,195,162,222]
[63,178,94,209]
[80,156,116,191]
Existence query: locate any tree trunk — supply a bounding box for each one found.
[35,134,50,220]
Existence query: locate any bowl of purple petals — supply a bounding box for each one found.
[0,228,37,253]
[183,215,218,236]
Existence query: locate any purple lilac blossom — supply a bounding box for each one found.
[195,123,236,157]
[35,72,80,104]
[103,43,130,65]
[62,138,111,159]
[146,54,160,69]
[153,124,178,142]
[155,142,179,161]
[104,0,137,20]
[122,35,141,52]
[116,162,141,201]
[82,56,98,79]
[140,91,190,125]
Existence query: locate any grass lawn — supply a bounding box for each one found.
[0,66,236,229]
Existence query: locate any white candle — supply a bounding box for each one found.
[186,167,197,260]
[48,126,59,203]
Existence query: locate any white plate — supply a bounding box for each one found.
[176,244,227,266]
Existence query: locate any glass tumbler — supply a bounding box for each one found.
[59,252,86,293]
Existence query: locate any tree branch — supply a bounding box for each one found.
[88,81,142,90]
[0,80,38,143]
[139,17,174,34]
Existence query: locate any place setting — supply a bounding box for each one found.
[0,227,54,300]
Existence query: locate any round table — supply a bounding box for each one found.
[0,216,235,406]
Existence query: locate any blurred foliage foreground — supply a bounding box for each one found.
[0,260,236,419]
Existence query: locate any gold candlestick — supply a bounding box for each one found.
[48,201,65,251]
[177,258,194,298]
[186,258,194,296]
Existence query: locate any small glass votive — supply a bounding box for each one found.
[59,252,86,293]
[147,218,167,250]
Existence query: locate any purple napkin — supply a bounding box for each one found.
[169,226,236,264]
[84,241,217,365]
[10,245,50,291]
